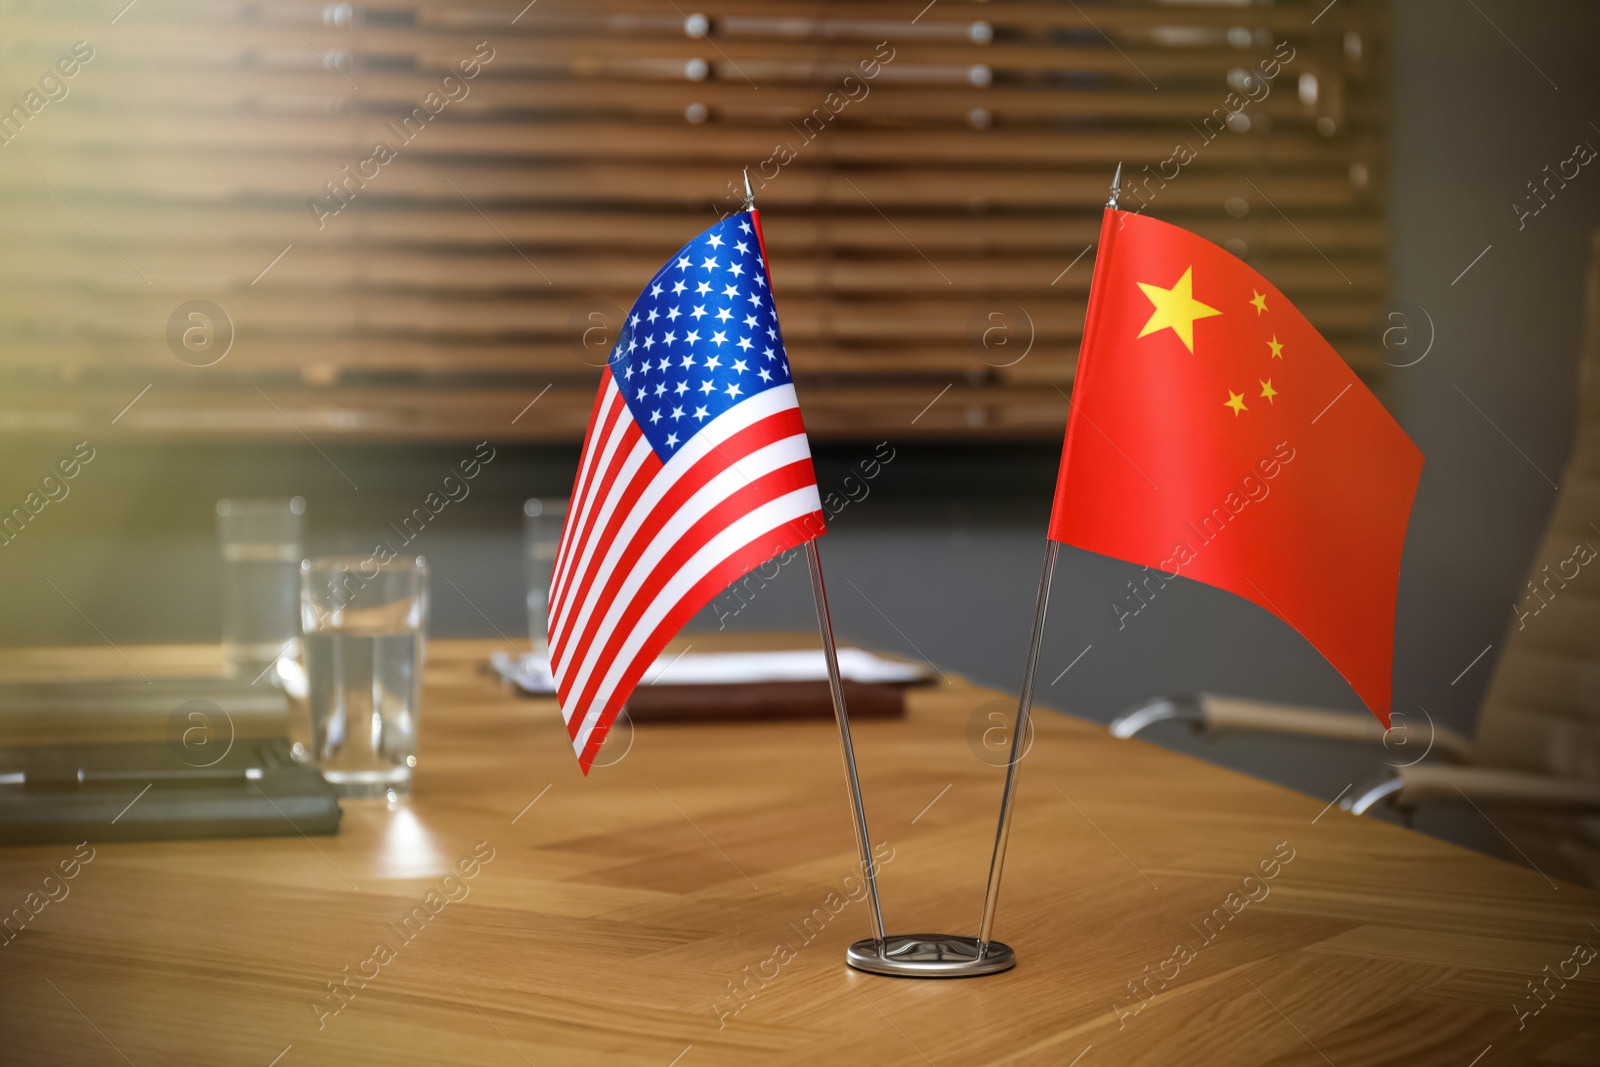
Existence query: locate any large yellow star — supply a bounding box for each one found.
[1249,290,1269,315]
[1136,267,1222,353]
[1259,378,1278,404]
[1224,389,1248,416]
[1267,335,1284,359]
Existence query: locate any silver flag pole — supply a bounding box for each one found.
[809,535,1015,977]
[973,164,1121,959]
[751,166,888,949]
[805,539,887,946]
[750,170,1014,976]
[974,541,1059,954]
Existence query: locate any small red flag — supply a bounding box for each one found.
[1051,209,1422,726]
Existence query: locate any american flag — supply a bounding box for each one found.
[547,210,826,771]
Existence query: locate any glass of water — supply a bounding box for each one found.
[216,497,305,680]
[524,498,568,657]
[300,555,429,798]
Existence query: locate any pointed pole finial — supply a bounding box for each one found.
[1107,162,1122,209]
[742,167,755,212]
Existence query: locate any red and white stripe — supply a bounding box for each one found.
[547,379,823,771]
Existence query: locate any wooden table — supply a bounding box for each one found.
[2,638,1597,1066]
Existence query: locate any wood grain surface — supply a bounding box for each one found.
[1,638,1596,1066]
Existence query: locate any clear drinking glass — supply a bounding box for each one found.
[300,555,429,798]
[524,498,568,656]
[216,497,305,680]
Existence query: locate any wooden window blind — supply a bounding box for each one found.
[0,0,1385,442]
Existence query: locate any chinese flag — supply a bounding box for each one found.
[1051,209,1422,726]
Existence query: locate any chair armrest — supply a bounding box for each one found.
[1357,764,1600,815]
[1110,693,1475,763]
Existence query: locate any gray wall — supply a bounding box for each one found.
[3,0,1598,855]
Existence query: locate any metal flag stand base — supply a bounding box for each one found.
[846,935,1016,978]
[806,539,1014,977]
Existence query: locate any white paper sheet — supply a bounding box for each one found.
[490,648,930,694]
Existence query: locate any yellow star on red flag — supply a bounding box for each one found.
[1136,267,1221,353]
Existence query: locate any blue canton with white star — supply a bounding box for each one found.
[609,211,792,460]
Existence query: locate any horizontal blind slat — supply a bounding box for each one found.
[0,0,1386,442]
